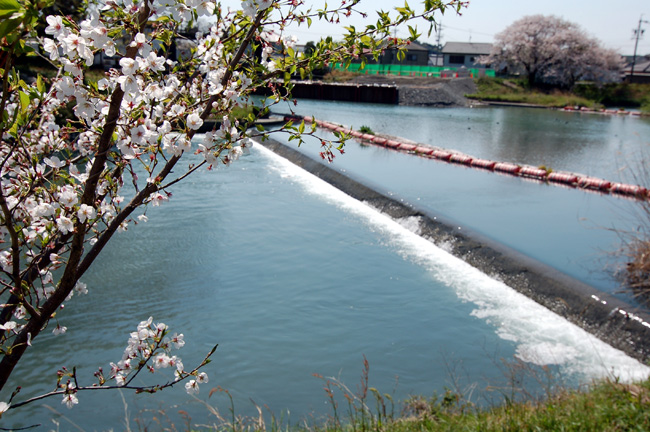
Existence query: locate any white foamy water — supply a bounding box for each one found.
[257,143,650,383]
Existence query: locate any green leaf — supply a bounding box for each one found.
[0,17,21,40]
[0,0,20,18]
[408,25,420,41]
[9,120,18,137]
[19,91,30,114]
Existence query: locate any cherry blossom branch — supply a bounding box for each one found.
[7,340,217,410]
[0,1,155,392]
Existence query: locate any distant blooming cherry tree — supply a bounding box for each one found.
[0,0,466,423]
[482,15,624,88]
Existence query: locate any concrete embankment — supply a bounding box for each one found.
[253,77,477,107]
[258,137,650,364]
[254,81,399,104]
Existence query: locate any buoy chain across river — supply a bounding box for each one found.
[562,106,649,117]
[285,115,649,201]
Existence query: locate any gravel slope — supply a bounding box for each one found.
[349,75,478,107]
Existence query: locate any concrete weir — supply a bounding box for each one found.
[258,137,650,364]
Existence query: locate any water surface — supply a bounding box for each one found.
[2,103,650,430]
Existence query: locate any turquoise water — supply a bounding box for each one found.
[273,101,650,299]
[276,101,650,183]
[2,104,650,430]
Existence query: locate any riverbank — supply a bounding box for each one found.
[312,376,650,432]
[467,77,650,112]
[323,73,650,111]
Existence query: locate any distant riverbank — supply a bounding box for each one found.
[319,72,650,111]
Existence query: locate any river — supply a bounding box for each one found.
[1,102,649,430]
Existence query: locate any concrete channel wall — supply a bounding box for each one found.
[258,137,650,364]
[254,81,399,104]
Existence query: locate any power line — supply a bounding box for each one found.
[438,24,495,38]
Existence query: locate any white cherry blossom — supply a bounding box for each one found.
[62,393,78,409]
[184,379,199,394]
[77,204,96,223]
[186,113,204,130]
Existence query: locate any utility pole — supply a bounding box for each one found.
[630,15,648,82]
[434,23,443,66]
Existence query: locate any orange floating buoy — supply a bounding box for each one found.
[519,166,548,179]
[610,183,648,196]
[415,146,434,155]
[494,162,521,174]
[547,172,578,184]
[432,150,452,160]
[398,143,417,151]
[577,176,611,190]
[470,158,496,170]
[450,153,473,165]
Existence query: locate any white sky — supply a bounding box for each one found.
[261,0,650,56]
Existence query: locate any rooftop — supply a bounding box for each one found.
[442,42,493,55]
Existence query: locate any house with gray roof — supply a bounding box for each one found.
[624,57,650,84]
[379,41,430,66]
[441,42,492,68]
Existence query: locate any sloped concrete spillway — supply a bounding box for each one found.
[258,137,650,364]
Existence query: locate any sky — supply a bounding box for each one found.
[270,0,650,56]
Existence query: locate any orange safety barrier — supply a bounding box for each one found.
[610,183,648,196]
[415,146,435,155]
[494,162,521,174]
[470,159,496,170]
[577,176,611,190]
[450,154,473,165]
[519,166,549,179]
[303,116,648,201]
[547,172,578,184]
[432,150,453,160]
[398,143,417,151]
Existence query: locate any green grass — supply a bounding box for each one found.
[573,82,650,109]
[385,379,650,432]
[182,369,650,432]
[466,77,599,109]
[468,77,650,111]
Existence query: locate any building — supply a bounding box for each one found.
[624,57,650,84]
[380,41,430,66]
[441,42,492,68]
[352,41,430,66]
